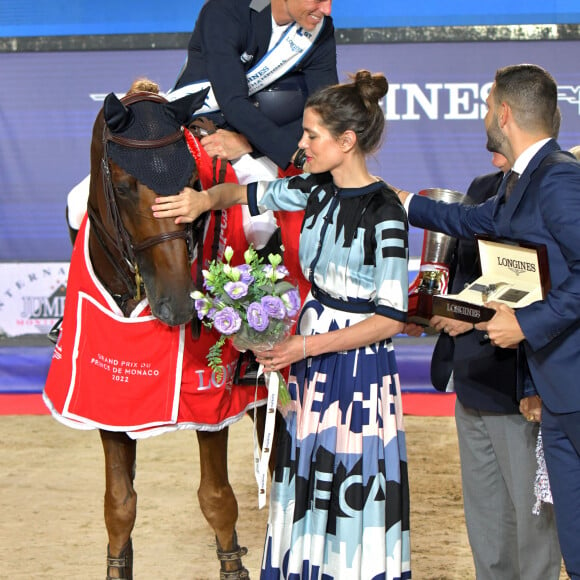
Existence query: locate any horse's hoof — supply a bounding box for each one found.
[220,567,250,579]
[216,533,249,579]
[106,539,133,580]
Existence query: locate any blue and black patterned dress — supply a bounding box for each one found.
[248,173,411,580]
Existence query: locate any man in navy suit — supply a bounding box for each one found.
[430,151,561,579]
[171,0,337,173]
[397,63,580,578]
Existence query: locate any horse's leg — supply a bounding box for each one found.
[99,430,137,580]
[196,428,249,579]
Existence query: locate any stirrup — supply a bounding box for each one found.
[106,539,133,580]
[216,534,249,580]
[47,317,63,345]
[234,350,266,386]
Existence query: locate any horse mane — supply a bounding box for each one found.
[127,78,160,96]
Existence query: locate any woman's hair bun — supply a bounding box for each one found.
[353,70,389,106]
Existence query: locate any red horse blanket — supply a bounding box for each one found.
[44,133,307,438]
[43,134,273,437]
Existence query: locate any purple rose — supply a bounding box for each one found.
[281,289,301,317]
[224,281,249,300]
[235,264,254,285]
[247,302,269,332]
[194,298,211,319]
[261,295,286,320]
[213,307,242,335]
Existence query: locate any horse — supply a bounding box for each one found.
[43,79,270,579]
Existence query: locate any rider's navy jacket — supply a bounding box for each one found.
[172,0,338,168]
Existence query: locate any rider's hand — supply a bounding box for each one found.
[201,130,253,161]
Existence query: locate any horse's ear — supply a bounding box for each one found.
[165,87,210,125]
[103,92,134,133]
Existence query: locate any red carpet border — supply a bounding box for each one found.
[0,392,455,417]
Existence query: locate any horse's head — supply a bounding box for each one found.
[87,82,209,326]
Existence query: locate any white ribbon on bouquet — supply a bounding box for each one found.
[252,366,281,509]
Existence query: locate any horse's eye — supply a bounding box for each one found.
[113,172,138,199]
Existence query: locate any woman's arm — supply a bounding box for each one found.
[306,314,405,357]
[255,314,405,371]
[151,183,248,224]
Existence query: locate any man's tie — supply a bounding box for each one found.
[504,170,519,201]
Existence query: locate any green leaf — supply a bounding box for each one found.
[206,335,227,382]
[274,280,296,294]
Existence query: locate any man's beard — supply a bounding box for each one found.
[486,115,505,155]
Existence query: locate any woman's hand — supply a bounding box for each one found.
[152,187,210,224]
[255,336,303,372]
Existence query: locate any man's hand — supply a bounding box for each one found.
[201,129,253,160]
[475,301,524,348]
[520,394,542,422]
[403,322,424,337]
[430,315,474,337]
[386,183,411,206]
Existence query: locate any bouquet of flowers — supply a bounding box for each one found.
[191,245,301,402]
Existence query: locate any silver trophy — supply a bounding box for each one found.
[408,188,464,327]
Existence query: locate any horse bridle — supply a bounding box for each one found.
[87,92,199,304]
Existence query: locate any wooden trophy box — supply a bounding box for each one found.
[431,236,551,323]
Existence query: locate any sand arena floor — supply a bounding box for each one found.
[0,414,567,579]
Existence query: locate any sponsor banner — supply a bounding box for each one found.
[2,0,579,35]
[1,42,579,264]
[0,262,69,337]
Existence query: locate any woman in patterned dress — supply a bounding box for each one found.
[152,70,412,580]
